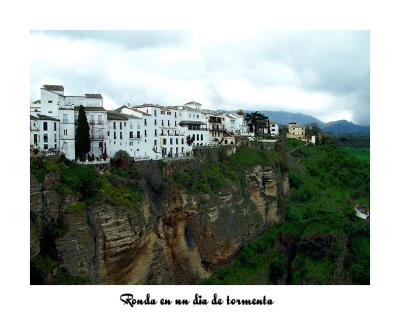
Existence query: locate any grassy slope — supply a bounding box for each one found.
[343,147,370,161]
[202,140,370,285]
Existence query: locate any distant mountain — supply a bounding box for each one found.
[321,120,370,134]
[255,110,324,126]
[225,110,369,134]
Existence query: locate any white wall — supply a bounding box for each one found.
[30,118,60,152]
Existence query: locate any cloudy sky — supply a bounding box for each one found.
[30,30,370,125]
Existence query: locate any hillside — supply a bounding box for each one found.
[201,139,370,285]
[30,139,369,285]
[322,120,370,134]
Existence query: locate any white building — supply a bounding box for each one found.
[30,115,60,153]
[225,112,249,136]
[270,122,279,136]
[202,109,227,145]
[31,84,283,162]
[31,85,108,159]
[179,102,209,148]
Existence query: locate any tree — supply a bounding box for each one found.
[75,105,90,161]
[245,111,270,136]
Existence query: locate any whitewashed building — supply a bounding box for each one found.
[225,113,249,136]
[270,122,279,136]
[30,115,60,153]
[179,102,209,149]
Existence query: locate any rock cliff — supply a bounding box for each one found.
[30,155,288,284]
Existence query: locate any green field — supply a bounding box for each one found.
[343,147,370,161]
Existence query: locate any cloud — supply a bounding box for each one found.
[30,30,370,125]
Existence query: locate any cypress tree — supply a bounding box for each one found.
[75,105,90,160]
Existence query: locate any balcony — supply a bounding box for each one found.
[188,125,208,131]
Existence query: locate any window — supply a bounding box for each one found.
[167,112,171,116]
[176,138,178,145]
[64,129,68,136]
[170,138,173,145]
[168,120,170,126]
[175,121,177,127]
[144,119,147,126]
[196,134,199,141]
[113,131,116,140]
[113,122,116,129]
[48,111,52,114]
[120,132,122,139]
[48,100,53,103]
[43,122,48,131]
[54,122,57,131]
[44,144,48,150]
[161,110,165,115]
[130,131,133,138]
[197,115,199,118]
[154,109,157,116]
[98,115,103,124]
[154,129,157,136]
[54,134,57,143]
[99,142,103,148]
[144,130,147,137]
[124,122,126,127]
[182,147,184,153]
[55,144,57,149]
[162,120,164,126]
[120,122,122,129]
[163,139,166,145]
[174,112,177,118]
[43,134,48,143]
[154,140,157,146]
[181,138,184,144]
[137,131,140,138]
[154,119,157,126]
[33,134,38,144]
[201,134,203,141]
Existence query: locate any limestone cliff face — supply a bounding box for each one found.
[30,163,289,284]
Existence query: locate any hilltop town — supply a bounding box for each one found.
[30,84,317,162]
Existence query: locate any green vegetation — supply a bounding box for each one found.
[343,147,370,161]
[202,142,369,285]
[326,132,370,149]
[172,145,282,196]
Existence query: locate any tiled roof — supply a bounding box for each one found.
[74,106,106,112]
[84,93,103,99]
[107,111,128,120]
[184,101,202,106]
[43,85,64,91]
[129,108,151,116]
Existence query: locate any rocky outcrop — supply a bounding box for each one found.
[31,163,288,284]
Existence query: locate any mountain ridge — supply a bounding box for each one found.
[224,109,369,134]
